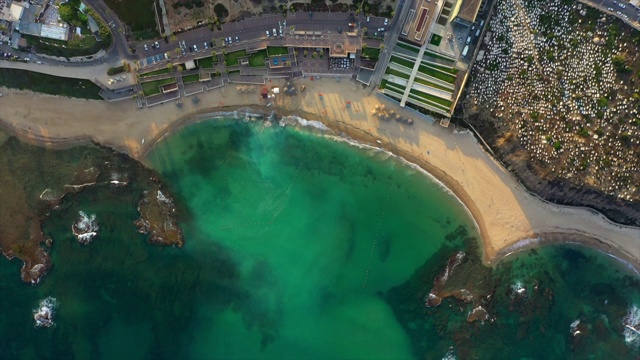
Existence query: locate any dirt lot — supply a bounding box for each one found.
[166,0,395,33]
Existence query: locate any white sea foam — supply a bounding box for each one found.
[33,297,57,328]
[157,190,172,204]
[623,304,640,349]
[570,319,581,336]
[281,115,330,131]
[510,281,526,297]
[72,211,99,245]
[442,349,457,360]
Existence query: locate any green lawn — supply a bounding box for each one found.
[197,56,217,69]
[224,50,248,66]
[139,67,172,78]
[429,34,443,46]
[423,50,455,63]
[423,62,459,75]
[413,76,454,92]
[396,41,420,53]
[385,68,411,79]
[417,64,457,84]
[182,74,200,83]
[0,68,102,100]
[24,34,107,58]
[266,46,289,56]
[383,80,406,94]
[409,88,452,107]
[141,78,177,96]
[362,48,381,60]
[107,65,126,75]
[390,55,415,69]
[248,49,268,67]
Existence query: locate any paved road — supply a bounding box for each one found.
[369,0,411,88]
[580,0,640,30]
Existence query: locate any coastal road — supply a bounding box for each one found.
[369,0,411,88]
[579,0,640,30]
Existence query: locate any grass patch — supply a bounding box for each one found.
[422,62,458,75]
[141,78,177,96]
[385,68,411,79]
[429,34,442,46]
[248,49,268,67]
[224,50,248,66]
[182,74,200,83]
[197,56,217,69]
[266,46,289,56]
[228,69,240,75]
[0,68,102,100]
[139,67,172,78]
[107,66,126,75]
[103,0,157,35]
[390,55,415,69]
[413,76,454,92]
[417,64,456,84]
[409,88,452,107]
[396,41,420,53]
[423,50,455,63]
[362,48,381,60]
[24,34,106,58]
[383,80,406,94]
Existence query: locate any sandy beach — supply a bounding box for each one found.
[1,78,639,272]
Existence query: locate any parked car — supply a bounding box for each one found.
[236,36,239,43]
[144,44,148,51]
[155,41,160,48]
[384,18,388,25]
[194,44,198,52]
[266,30,270,37]
[204,42,208,49]
[273,28,277,36]
[377,27,385,32]
[366,16,370,22]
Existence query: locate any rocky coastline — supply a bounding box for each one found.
[0,133,185,284]
[464,112,640,227]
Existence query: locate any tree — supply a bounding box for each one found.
[170,34,177,42]
[178,65,184,72]
[362,43,367,50]
[379,44,385,50]
[167,62,174,71]
[211,50,217,57]
[174,48,181,56]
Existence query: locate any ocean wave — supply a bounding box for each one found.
[623,304,640,349]
[72,211,99,245]
[280,115,329,131]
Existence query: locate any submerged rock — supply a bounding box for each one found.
[33,297,57,328]
[135,188,184,247]
[425,252,466,307]
[467,306,489,323]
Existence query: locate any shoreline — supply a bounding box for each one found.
[1,80,639,274]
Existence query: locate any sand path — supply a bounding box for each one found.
[1,79,638,271]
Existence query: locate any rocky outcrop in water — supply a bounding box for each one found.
[33,297,57,328]
[72,211,99,245]
[135,188,184,247]
[0,134,185,284]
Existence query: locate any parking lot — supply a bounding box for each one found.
[140,53,167,68]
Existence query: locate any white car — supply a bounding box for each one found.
[266,30,270,37]
[384,18,388,25]
[144,44,148,51]
[366,16,370,22]
[194,44,198,52]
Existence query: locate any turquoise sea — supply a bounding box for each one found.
[0,119,638,359]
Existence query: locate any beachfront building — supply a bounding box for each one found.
[381,0,488,119]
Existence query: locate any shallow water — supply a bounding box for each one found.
[0,121,638,359]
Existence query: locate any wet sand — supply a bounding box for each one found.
[1,79,638,272]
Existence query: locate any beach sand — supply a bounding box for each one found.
[1,79,638,271]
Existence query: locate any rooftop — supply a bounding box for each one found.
[451,0,483,24]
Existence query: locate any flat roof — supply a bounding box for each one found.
[452,0,483,24]
[40,23,69,41]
